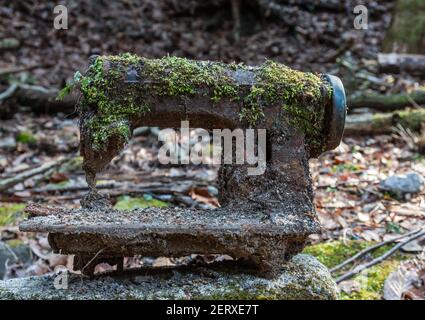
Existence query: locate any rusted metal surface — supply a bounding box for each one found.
[21,206,317,276]
[20,56,346,277]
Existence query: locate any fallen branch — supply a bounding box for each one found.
[0,158,67,192]
[335,229,425,283]
[0,83,18,100]
[30,182,117,193]
[348,90,425,112]
[29,180,207,195]
[258,0,346,18]
[0,240,19,261]
[0,83,77,115]
[331,228,423,273]
[16,84,78,114]
[344,108,425,136]
[378,53,425,76]
[257,0,299,26]
[0,64,49,77]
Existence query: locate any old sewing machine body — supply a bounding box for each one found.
[20,54,346,276]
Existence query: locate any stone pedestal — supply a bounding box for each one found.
[0,254,338,300]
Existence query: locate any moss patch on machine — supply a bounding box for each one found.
[241,60,330,133]
[76,54,331,152]
[78,54,241,151]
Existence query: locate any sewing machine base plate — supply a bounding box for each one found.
[20,205,320,276]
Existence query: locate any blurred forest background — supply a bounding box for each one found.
[0,0,425,300]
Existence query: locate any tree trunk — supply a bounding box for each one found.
[383,0,425,54]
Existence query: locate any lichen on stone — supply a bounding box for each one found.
[0,254,338,300]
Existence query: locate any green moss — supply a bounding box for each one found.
[397,108,425,131]
[57,71,82,101]
[79,54,241,150]
[371,112,392,130]
[58,156,83,173]
[5,239,24,248]
[0,203,26,226]
[87,117,132,151]
[304,241,392,269]
[241,60,331,150]
[340,260,400,300]
[303,240,408,300]
[113,195,169,211]
[331,163,362,173]
[119,54,240,102]
[78,55,148,150]
[16,131,36,144]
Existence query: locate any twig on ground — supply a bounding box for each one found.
[0,64,48,76]
[0,158,68,192]
[335,229,425,283]
[0,83,18,100]
[30,182,118,193]
[348,90,425,112]
[1,241,19,261]
[81,248,106,273]
[331,228,423,273]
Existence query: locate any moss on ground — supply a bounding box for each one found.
[5,239,24,248]
[113,195,169,211]
[303,240,408,300]
[58,156,84,173]
[16,131,37,145]
[74,54,330,151]
[0,203,26,226]
[396,109,425,132]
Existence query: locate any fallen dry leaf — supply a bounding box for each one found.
[189,188,220,208]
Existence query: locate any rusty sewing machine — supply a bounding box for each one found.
[20,54,346,277]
